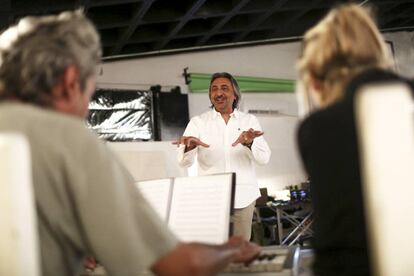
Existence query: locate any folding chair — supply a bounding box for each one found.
[253,188,279,245]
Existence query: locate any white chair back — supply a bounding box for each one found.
[0,133,40,276]
[355,83,414,276]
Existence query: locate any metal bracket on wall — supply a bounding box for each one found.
[182,67,191,85]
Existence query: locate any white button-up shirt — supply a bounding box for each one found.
[177,109,271,208]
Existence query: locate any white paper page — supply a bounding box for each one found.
[168,173,233,244]
[135,178,173,221]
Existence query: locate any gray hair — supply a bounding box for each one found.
[209,72,241,110]
[0,10,101,106]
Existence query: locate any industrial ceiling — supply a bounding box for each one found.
[1,0,414,59]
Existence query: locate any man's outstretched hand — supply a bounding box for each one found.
[232,128,264,147]
[172,136,209,152]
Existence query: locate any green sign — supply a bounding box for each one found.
[188,73,295,93]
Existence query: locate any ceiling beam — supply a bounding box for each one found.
[111,0,154,55]
[195,0,251,46]
[12,2,76,15]
[14,0,140,13]
[380,4,414,28]
[0,0,11,30]
[97,21,130,30]
[267,0,325,38]
[0,0,10,10]
[396,11,414,28]
[78,0,90,12]
[154,0,207,50]
[233,0,289,42]
[88,0,141,8]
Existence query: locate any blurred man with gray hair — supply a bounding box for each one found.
[0,11,259,276]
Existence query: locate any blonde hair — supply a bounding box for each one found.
[297,4,391,107]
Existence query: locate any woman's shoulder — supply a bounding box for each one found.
[298,101,351,146]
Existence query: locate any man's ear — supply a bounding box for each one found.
[51,65,81,115]
[60,65,80,100]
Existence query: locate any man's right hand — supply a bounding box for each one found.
[151,239,261,276]
[225,236,261,264]
[172,136,209,152]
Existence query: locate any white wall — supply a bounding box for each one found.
[97,42,300,94]
[98,31,413,194]
[97,31,414,92]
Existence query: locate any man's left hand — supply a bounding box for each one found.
[232,128,264,147]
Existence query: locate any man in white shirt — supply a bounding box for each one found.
[174,72,271,240]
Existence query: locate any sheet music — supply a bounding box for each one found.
[135,178,173,221]
[168,174,233,244]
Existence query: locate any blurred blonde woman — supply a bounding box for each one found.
[298,4,391,108]
[296,4,410,276]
